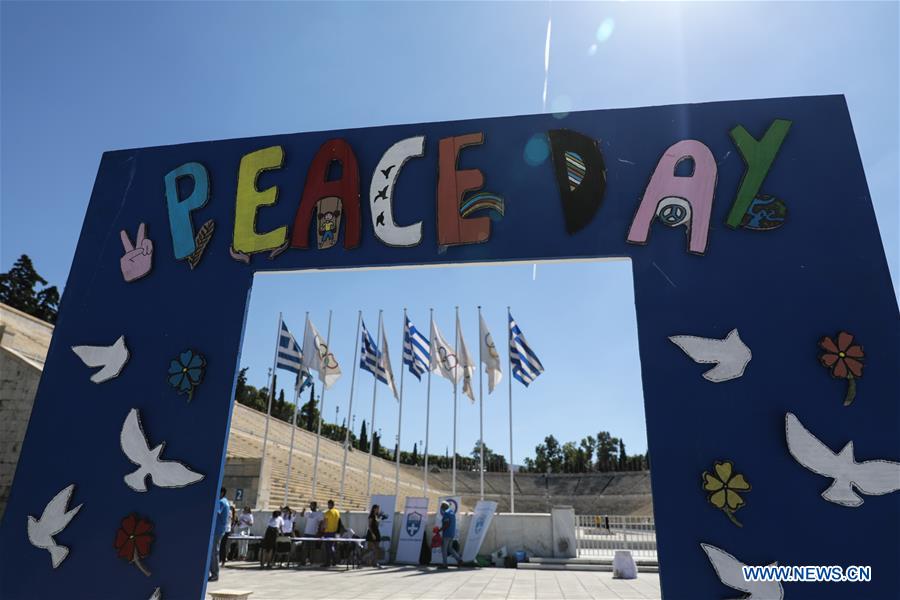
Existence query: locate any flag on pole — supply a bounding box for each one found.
[479,314,503,393]
[403,316,430,380]
[430,319,461,384]
[276,319,313,392]
[359,320,400,400]
[456,314,475,402]
[378,320,400,400]
[509,312,544,386]
[302,317,341,389]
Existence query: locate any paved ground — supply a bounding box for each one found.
[207,563,661,599]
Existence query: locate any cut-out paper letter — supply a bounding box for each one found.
[785,412,900,507]
[701,543,783,600]
[626,140,717,255]
[120,408,204,492]
[119,223,153,282]
[233,145,288,256]
[291,139,361,250]
[71,335,130,383]
[668,329,751,383]
[370,136,425,247]
[548,129,607,234]
[164,162,209,260]
[437,133,491,247]
[725,119,792,229]
[27,484,82,569]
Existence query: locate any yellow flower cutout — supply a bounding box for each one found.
[702,461,751,527]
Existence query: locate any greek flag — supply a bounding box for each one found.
[359,320,382,377]
[402,316,430,380]
[276,319,312,391]
[509,312,544,387]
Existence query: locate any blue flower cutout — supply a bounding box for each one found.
[167,350,206,401]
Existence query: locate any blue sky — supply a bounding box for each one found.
[2,1,897,464]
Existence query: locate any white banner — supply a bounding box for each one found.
[395,496,429,564]
[430,495,461,564]
[370,494,396,559]
[462,500,497,562]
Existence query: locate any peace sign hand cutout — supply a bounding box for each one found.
[120,223,153,282]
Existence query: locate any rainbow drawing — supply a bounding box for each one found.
[460,191,505,218]
[565,151,585,191]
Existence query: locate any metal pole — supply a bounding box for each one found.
[258,312,282,508]
[452,306,459,496]
[340,311,362,505]
[284,379,301,506]
[507,306,515,513]
[478,306,485,501]
[311,310,333,503]
[395,309,407,499]
[424,309,433,498]
[366,309,383,498]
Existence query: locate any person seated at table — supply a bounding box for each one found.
[361,504,385,569]
[299,501,323,566]
[235,506,254,560]
[261,510,283,569]
[321,499,342,567]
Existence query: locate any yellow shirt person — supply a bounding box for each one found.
[323,504,341,534]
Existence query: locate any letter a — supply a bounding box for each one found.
[626,140,717,255]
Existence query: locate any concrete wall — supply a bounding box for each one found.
[239,507,577,562]
[0,304,52,523]
[222,457,262,509]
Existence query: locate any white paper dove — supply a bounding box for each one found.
[701,543,783,600]
[668,328,751,382]
[27,484,83,568]
[121,408,204,492]
[71,335,130,383]
[786,412,900,507]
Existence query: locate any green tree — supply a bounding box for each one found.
[618,439,627,469]
[300,385,318,431]
[595,431,620,471]
[359,420,368,452]
[580,436,595,471]
[411,443,418,465]
[0,255,60,323]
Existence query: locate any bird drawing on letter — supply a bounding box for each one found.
[701,543,783,600]
[376,212,386,227]
[380,165,395,178]
[27,484,82,568]
[121,408,204,492]
[374,185,389,201]
[786,412,900,507]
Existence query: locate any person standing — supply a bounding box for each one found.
[322,499,341,567]
[261,510,283,569]
[219,504,236,565]
[300,501,323,566]
[208,487,230,581]
[438,501,463,569]
[236,506,254,560]
[362,504,385,569]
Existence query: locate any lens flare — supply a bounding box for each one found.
[524,134,550,167]
[596,18,615,43]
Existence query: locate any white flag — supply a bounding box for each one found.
[457,314,475,403]
[301,317,341,389]
[379,321,400,400]
[479,314,503,393]
[430,318,461,384]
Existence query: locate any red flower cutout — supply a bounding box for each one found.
[818,331,864,406]
[114,513,154,576]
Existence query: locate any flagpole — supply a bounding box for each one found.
[507,306,515,514]
[258,312,282,507]
[311,310,332,503]
[395,309,407,499]
[478,306,485,501]
[284,377,301,506]
[424,309,433,498]
[340,311,362,505]
[452,306,459,496]
[366,309,383,498]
